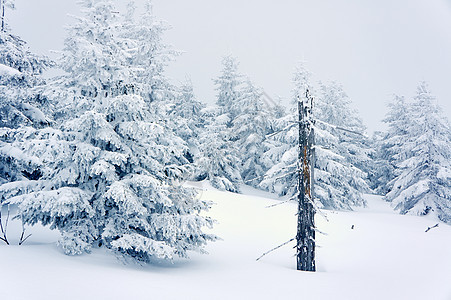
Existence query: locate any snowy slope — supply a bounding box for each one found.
[0,182,450,300]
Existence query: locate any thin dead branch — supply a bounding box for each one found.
[0,204,10,245]
[425,223,439,233]
[256,238,295,261]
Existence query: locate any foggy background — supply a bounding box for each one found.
[8,0,451,134]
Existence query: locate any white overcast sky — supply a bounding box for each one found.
[8,0,451,133]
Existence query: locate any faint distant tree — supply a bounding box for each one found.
[214,55,244,122]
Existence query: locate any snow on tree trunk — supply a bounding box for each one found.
[296,88,315,272]
[260,65,370,210]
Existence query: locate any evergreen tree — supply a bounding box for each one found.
[385,82,451,223]
[120,0,179,104]
[0,0,52,129]
[314,81,370,209]
[214,55,243,122]
[230,79,272,187]
[260,65,310,198]
[194,106,242,193]
[193,55,245,192]
[0,0,52,192]
[371,95,410,194]
[8,0,216,262]
[167,80,206,148]
[120,2,200,164]
[261,66,370,209]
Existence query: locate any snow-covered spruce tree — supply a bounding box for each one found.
[214,55,243,122]
[371,95,410,194]
[0,0,53,129]
[194,106,242,193]
[261,66,370,209]
[193,55,244,191]
[119,2,199,166]
[369,131,392,194]
[385,82,451,223]
[313,81,370,209]
[230,79,273,187]
[167,80,206,150]
[260,65,310,199]
[119,0,179,105]
[12,0,216,262]
[0,0,53,195]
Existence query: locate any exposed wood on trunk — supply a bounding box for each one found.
[296,88,316,272]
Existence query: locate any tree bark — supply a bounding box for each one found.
[1,0,5,32]
[296,88,316,271]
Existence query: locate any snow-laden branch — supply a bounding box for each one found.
[313,120,367,137]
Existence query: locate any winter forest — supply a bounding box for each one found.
[1,1,450,299]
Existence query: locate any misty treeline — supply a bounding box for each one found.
[0,0,449,263]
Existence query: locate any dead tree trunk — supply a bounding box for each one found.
[1,0,5,32]
[296,88,315,271]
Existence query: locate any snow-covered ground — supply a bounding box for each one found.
[1,182,450,300]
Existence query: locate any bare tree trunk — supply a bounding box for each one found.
[296,88,315,271]
[1,0,5,32]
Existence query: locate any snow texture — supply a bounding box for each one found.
[0,183,450,300]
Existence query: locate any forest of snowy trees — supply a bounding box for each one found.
[0,0,450,264]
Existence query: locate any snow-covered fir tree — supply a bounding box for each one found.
[119,2,200,166]
[167,80,206,151]
[198,55,276,190]
[194,106,242,193]
[371,95,410,194]
[314,81,370,209]
[385,82,450,223]
[119,0,179,104]
[193,55,245,192]
[260,65,311,199]
[0,0,52,195]
[261,65,370,209]
[0,0,52,129]
[7,0,216,262]
[214,55,243,122]
[230,79,273,187]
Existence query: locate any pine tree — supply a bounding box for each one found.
[230,79,272,187]
[194,106,242,193]
[0,0,52,129]
[260,65,311,198]
[385,82,451,223]
[167,80,206,148]
[193,55,245,192]
[120,2,199,165]
[313,81,370,209]
[261,66,370,209]
[120,0,179,104]
[0,0,52,193]
[214,55,243,122]
[9,0,216,262]
[371,95,410,194]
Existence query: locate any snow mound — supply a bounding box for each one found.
[0,63,21,76]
